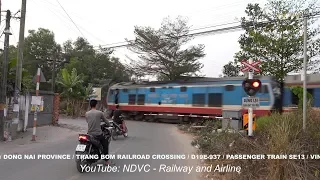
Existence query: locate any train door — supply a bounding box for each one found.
[137,88,146,105]
[147,87,158,105]
[128,88,137,106]
[159,87,167,105]
[178,86,188,105]
[107,89,114,105]
[191,86,206,107]
[114,89,119,104]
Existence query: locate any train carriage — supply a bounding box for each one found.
[106,76,283,121]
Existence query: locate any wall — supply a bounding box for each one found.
[52,93,60,125]
[26,90,54,128]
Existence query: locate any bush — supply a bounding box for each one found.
[191,108,320,180]
[256,115,273,130]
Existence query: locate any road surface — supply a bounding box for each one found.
[0,120,202,180]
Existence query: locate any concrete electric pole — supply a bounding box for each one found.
[12,0,27,129]
[302,11,307,131]
[0,10,12,140]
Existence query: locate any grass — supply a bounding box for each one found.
[181,107,320,180]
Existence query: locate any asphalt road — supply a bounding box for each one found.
[0,120,202,180]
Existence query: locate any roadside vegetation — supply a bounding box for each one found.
[179,88,320,179]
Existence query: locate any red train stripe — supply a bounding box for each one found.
[107,105,278,117]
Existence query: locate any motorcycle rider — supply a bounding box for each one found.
[113,105,127,135]
[85,99,112,165]
[113,105,122,123]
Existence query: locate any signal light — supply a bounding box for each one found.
[252,81,260,88]
[242,79,261,96]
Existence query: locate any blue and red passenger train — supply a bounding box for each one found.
[106,75,320,121]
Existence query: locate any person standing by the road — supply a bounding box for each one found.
[85,99,112,165]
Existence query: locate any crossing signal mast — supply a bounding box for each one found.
[240,59,261,137]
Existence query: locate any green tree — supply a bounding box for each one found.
[225,0,320,82]
[62,38,130,86]
[127,16,206,81]
[24,28,65,90]
[56,68,85,117]
[290,86,313,109]
[222,61,241,77]
[0,46,32,95]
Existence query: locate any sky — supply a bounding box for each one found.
[2,0,268,78]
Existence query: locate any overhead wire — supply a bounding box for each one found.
[34,0,256,48]
[35,0,108,45]
[95,11,320,49]
[94,22,244,49]
[92,1,260,49]
[30,0,75,31]
[54,0,87,41]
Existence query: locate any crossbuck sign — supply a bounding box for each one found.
[240,60,261,72]
[242,97,260,108]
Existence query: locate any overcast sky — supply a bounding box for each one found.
[2,0,267,78]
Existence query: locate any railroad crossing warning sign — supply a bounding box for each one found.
[243,113,256,130]
[32,68,47,83]
[240,60,261,72]
[242,97,260,108]
[31,96,44,112]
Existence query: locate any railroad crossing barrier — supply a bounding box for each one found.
[221,110,242,130]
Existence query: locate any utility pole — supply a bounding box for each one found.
[247,59,253,137]
[0,10,12,140]
[302,11,307,131]
[12,0,27,127]
[0,0,2,26]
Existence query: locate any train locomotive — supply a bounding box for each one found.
[106,76,284,121]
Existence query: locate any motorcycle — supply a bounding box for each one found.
[75,122,113,173]
[111,116,128,140]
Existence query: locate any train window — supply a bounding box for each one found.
[208,93,222,107]
[128,94,136,105]
[110,90,114,94]
[150,88,155,92]
[180,87,187,92]
[137,94,145,105]
[225,85,234,91]
[122,89,128,93]
[192,94,205,107]
[168,87,173,89]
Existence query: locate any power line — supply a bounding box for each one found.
[55,0,86,40]
[189,21,240,32]
[96,12,320,49]
[36,0,106,44]
[95,22,242,49]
